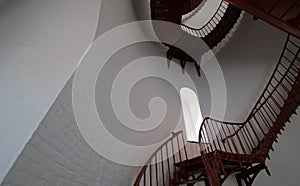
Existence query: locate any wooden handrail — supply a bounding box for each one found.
[199,34,300,185]
[224,0,300,38]
[218,34,298,142]
[151,0,242,77]
[134,131,188,186]
[151,0,242,49]
[182,0,207,22]
[200,34,300,149]
[181,1,229,37]
[136,1,300,185]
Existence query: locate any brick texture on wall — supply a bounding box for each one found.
[2,77,139,186]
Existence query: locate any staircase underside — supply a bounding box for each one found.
[151,0,243,75]
[224,0,300,38]
[134,1,300,186]
[134,32,300,185]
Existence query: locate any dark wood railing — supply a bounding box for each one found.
[151,0,242,75]
[182,0,207,22]
[181,1,230,38]
[180,0,243,49]
[224,0,300,38]
[134,131,188,186]
[151,0,242,49]
[140,1,300,185]
[199,34,300,186]
[134,34,300,185]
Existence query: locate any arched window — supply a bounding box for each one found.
[180,87,205,142]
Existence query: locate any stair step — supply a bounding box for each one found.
[174,156,203,167]
[175,165,206,176]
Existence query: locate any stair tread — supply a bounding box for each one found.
[174,156,203,167]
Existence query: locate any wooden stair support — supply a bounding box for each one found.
[151,0,242,75]
[135,1,300,185]
[199,34,300,186]
[224,0,300,38]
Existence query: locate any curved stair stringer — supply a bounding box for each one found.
[133,131,193,186]
[210,11,245,54]
[133,30,300,186]
[180,2,246,55]
[181,0,207,23]
[196,3,243,48]
[150,0,243,74]
[150,9,245,78]
[199,34,300,186]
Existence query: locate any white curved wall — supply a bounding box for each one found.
[182,0,223,28]
[0,0,101,182]
[1,0,154,185]
[1,0,300,185]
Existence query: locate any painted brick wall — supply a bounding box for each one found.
[2,78,139,186]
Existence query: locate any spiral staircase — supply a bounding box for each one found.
[134,0,300,185]
[151,0,243,76]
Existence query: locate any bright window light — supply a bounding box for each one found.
[180,87,205,142]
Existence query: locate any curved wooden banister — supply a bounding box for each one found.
[135,1,300,186]
[151,0,242,47]
[219,34,297,143]
[199,34,300,185]
[182,0,207,22]
[181,1,229,38]
[202,117,245,125]
[151,0,243,75]
[224,0,300,38]
[201,3,242,48]
[133,131,189,186]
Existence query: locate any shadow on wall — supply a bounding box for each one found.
[132,0,151,21]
